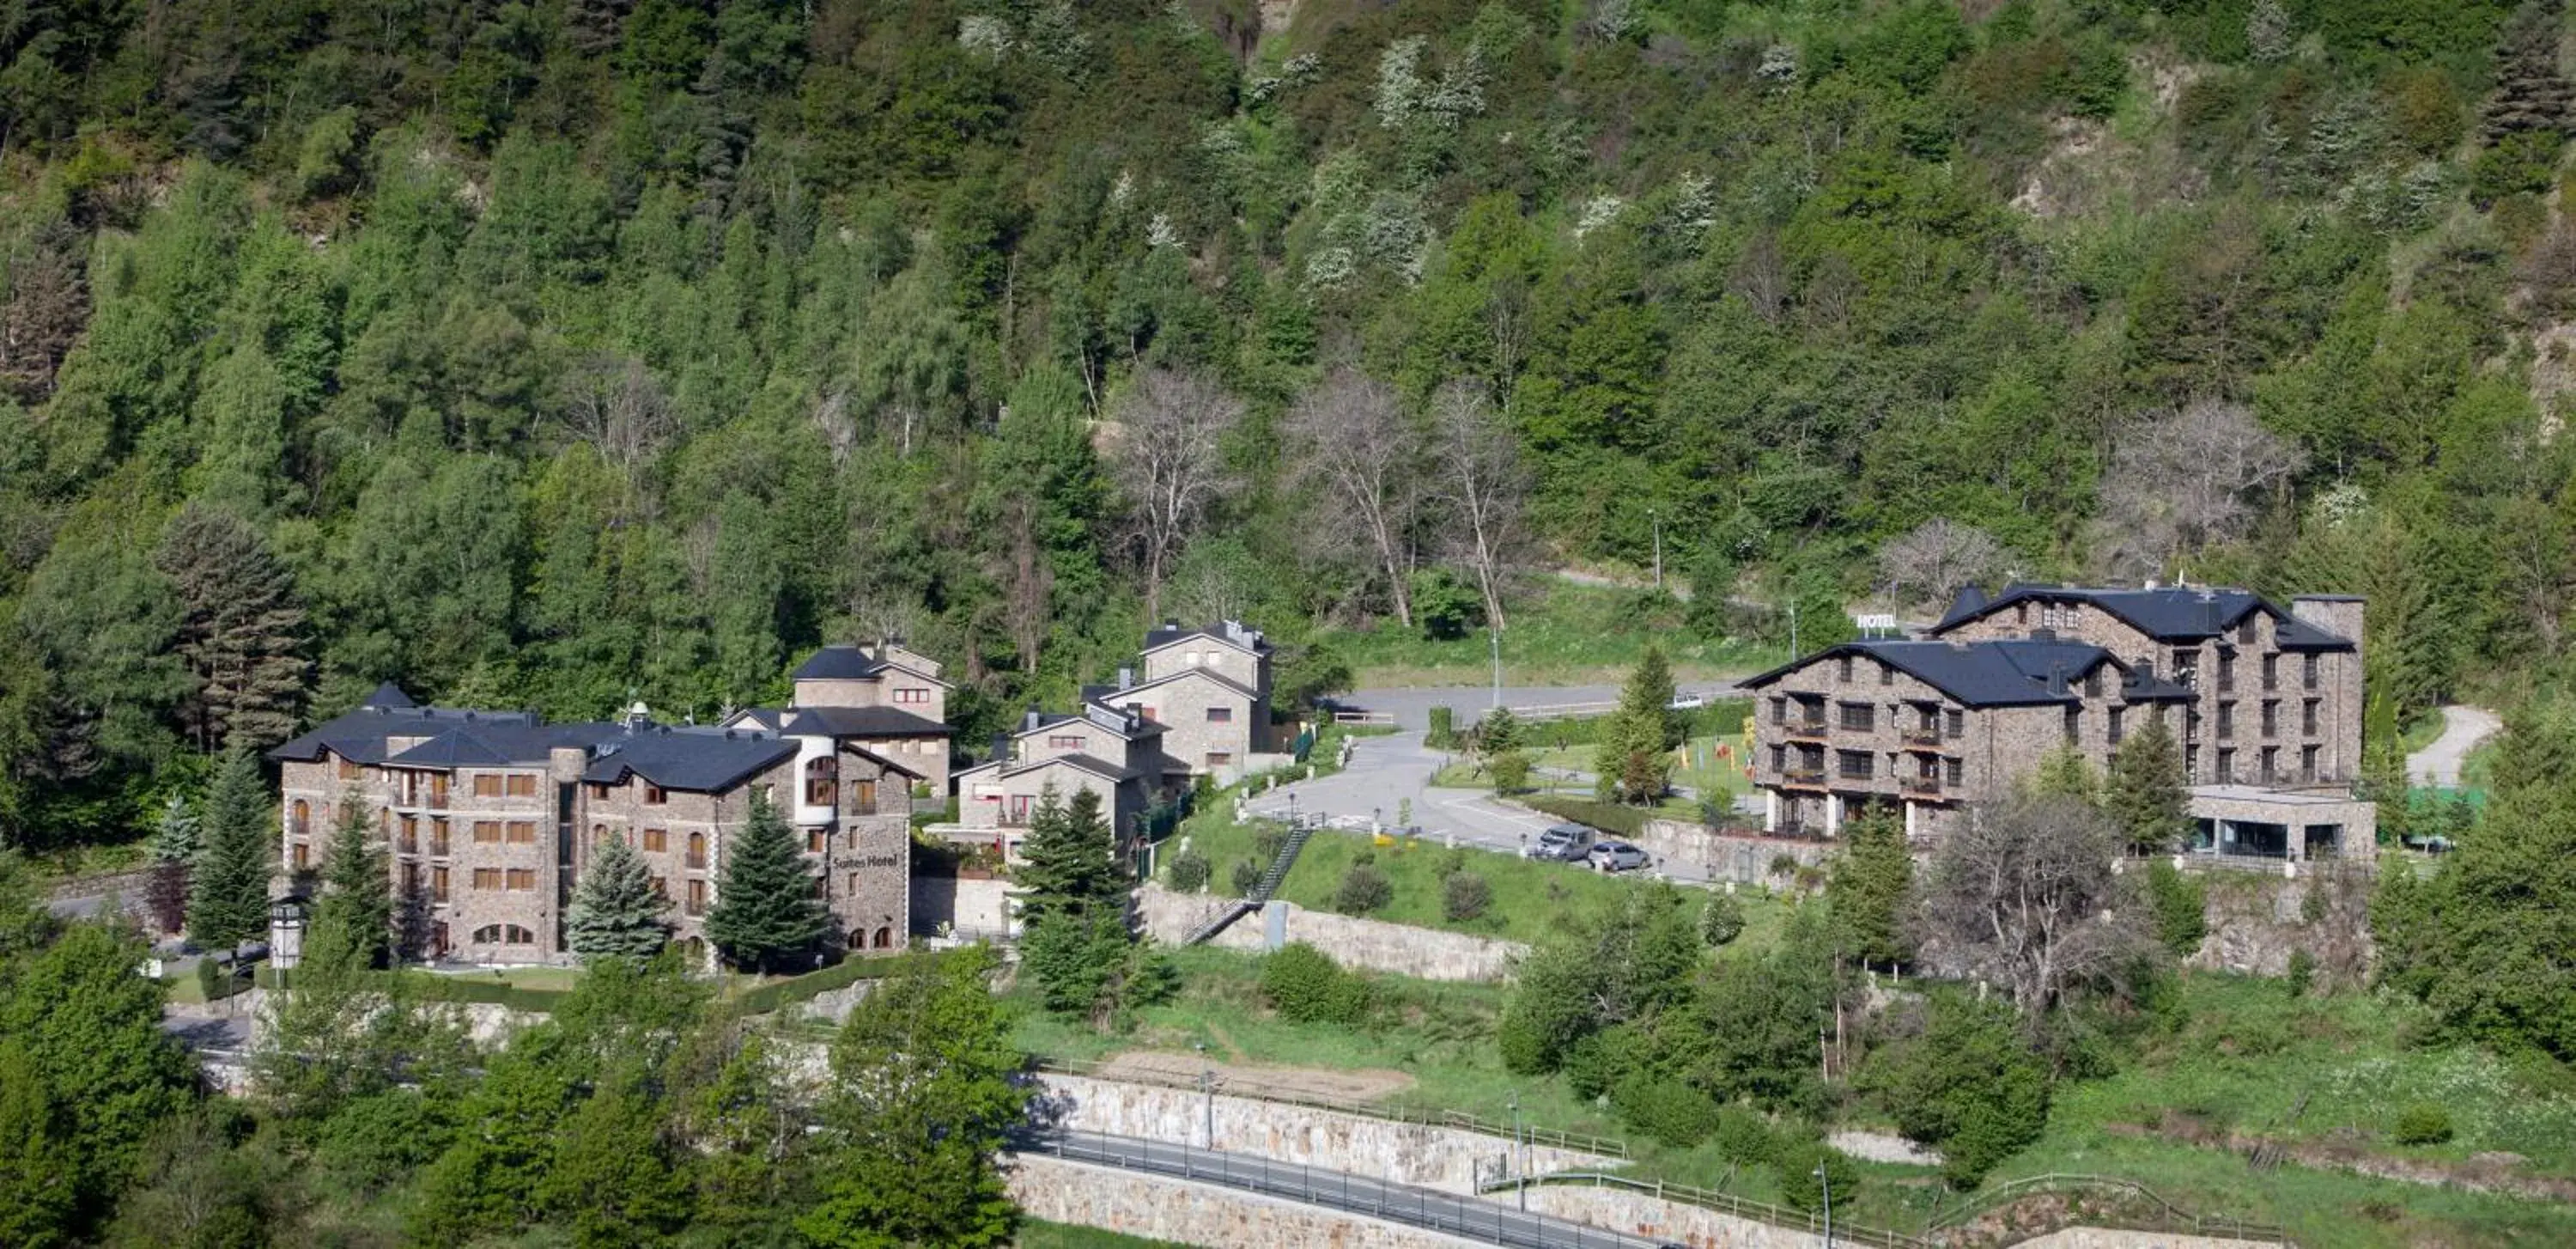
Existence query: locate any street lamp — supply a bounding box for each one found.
[1194,1041,1214,1149]
[1650,508,1662,591]
[267,893,310,978]
[1508,1091,1524,1211]
[1814,1162,1835,1246]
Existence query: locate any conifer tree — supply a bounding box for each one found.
[1015,785,1124,924]
[147,792,200,862]
[155,504,310,752]
[2104,715,2191,853]
[1829,805,1913,969]
[318,801,392,968]
[144,793,198,935]
[567,833,673,961]
[1018,786,1165,1024]
[189,749,274,948]
[2024,745,2099,806]
[1595,646,1678,804]
[704,794,825,972]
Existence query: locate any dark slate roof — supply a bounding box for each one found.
[270,706,568,765]
[362,681,416,710]
[775,705,954,738]
[583,727,798,792]
[1009,704,1164,741]
[792,645,889,680]
[1106,665,1260,701]
[1744,638,2193,709]
[1933,584,2354,649]
[1004,752,1137,783]
[1141,620,1273,656]
[1937,584,1990,630]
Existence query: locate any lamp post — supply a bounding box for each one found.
[1194,1041,1214,1149]
[1488,627,1502,710]
[1814,1162,1834,1247]
[267,893,310,986]
[1650,508,1662,591]
[1508,1091,1524,1211]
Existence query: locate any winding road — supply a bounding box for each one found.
[2408,705,2501,789]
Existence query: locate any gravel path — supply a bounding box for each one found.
[2409,705,2501,788]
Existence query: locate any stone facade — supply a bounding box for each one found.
[1107,667,1266,773]
[948,704,1186,864]
[1134,884,1528,983]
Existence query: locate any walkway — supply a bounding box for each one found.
[2408,704,2500,788]
[1018,1130,1663,1249]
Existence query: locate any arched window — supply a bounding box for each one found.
[471,924,535,945]
[289,799,311,837]
[804,756,837,807]
[873,926,892,950]
[687,832,706,869]
[592,824,609,847]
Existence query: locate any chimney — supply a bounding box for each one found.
[1117,666,1133,690]
[2292,595,2366,658]
[989,734,1011,764]
[1023,708,1042,733]
[623,700,651,732]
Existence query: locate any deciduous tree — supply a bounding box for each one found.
[1284,370,1425,626]
[1912,795,2152,1017]
[1107,367,1244,623]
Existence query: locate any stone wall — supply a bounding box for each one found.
[1639,821,1832,886]
[2005,1232,2282,1249]
[2186,860,2374,982]
[1522,1185,1828,1248]
[1033,1073,1609,1194]
[910,872,1016,937]
[1006,1154,1483,1248]
[1134,883,1526,982]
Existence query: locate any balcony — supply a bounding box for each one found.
[1899,726,1944,749]
[1900,775,1942,798]
[1780,765,1826,790]
[1783,717,1829,741]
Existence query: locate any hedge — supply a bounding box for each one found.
[1523,795,1652,838]
[731,950,943,1015]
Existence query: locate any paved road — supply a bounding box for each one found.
[1242,732,1716,885]
[1333,683,1740,731]
[1024,1130,1660,1249]
[2409,704,2501,788]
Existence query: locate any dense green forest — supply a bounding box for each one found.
[4,0,2573,851]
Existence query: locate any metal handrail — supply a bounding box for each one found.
[1030,1057,1629,1159]
[1483,1171,1927,1249]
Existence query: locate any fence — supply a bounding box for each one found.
[1923,1172,2290,1245]
[1030,1056,1629,1159]
[1034,1131,1650,1249]
[1487,1171,1926,1249]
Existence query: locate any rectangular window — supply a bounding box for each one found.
[1206,706,1233,722]
[2063,705,2081,743]
[2172,649,2199,685]
[473,774,503,798]
[2184,746,2201,777]
[505,820,536,844]
[1837,655,1855,683]
[401,862,421,893]
[2108,707,2125,746]
[2238,617,2257,645]
[1047,734,1084,749]
[2216,654,2235,693]
[651,875,668,899]
[686,879,707,916]
[1771,697,1788,724]
[2301,744,2321,782]
[398,815,418,854]
[894,687,930,704]
[471,868,501,891]
[2216,748,2237,784]
[806,776,836,805]
[472,820,501,844]
[642,828,669,852]
[1836,750,1874,780]
[2083,667,2103,698]
[429,819,451,856]
[2015,603,2029,624]
[1878,663,1894,686]
[292,842,310,869]
[586,783,611,801]
[2302,699,2320,735]
[806,829,826,854]
[2185,708,2202,740]
[432,867,450,903]
[506,868,535,892]
[2261,654,2279,692]
[851,780,878,816]
[336,756,361,781]
[1838,702,1874,733]
[1207,752,1233,768]
[1770,744,1787,773]
[644,783,667,806]
[2303,653,2321,691]
[2259,746,2279,784]
[2261,701,2279,737]
[506,773,537,797]
[1944,709,1964,738]
[1944,757,1963,785]
[2216,703,2235,739]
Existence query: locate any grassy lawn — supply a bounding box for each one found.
[1014,1221,1192,1249]
[1160,805,1791,949]
[1320,581,1780,687]
[26,837,151,884]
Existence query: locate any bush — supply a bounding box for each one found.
[2144,860,2207,957]
[1333,864,1393,915]
[1442,871,1492,922]
[1523,795,1648,839]
[1712,1107,1777,1167]
[1229,859,1262,896]
[1427,705,1456,749]
[2472,130,2562,208]
[1254,827,1286,862]
[2285,947,2317,998]
[1168,851,1211,892]
[194,956,225,1002]
[1772,1138,1858,1216]
[1259,941,1370,1026]
[1699,893,1746,947]
[1767,852,1801,877]
[1489,750,1531,795]
[1613,1074,1722,1148]
[1866,996,2051,1188]
[2392,1103,2454,1146]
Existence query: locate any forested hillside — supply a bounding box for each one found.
[3,0,2570,850]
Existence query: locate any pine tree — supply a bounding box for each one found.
[2024,745,2099,805]
[145,793,199,935]
[147,793,200,862]
[2484,0,2575,142]
[568,832,673,961]
[703,794,825,972]
[1829,805,1913,969]
[1018,786,1158,1024]
[1016,785,1125,925]
[1595,646,1677,804]
[155,505,310,752]
[318,801,392,968]
[2104,715,2191,853]
[189,749,274,948]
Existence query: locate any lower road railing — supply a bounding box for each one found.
[1479,1170,1928,1249]
[1027,1130,1656,1249]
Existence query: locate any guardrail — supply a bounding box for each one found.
[1030,1056,1629,1159]
[1509,700,1619,722]
[1483,1171,1928,1249]
[1031,1131,1654,1248]
[1333,710,1399,726]
[1923,1172,2290,1245]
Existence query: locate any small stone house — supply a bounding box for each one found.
[947,704,1190,865]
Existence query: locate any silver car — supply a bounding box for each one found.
[1587,840,1651,873]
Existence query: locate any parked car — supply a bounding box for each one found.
[1527,823,1597,862]
[1588,840,1651,873]
[1668,692,1706,710]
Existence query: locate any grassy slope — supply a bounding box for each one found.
[1320,580,1781,687]
[1015,1221,1194,1249]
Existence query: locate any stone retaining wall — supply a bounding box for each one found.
[1526,1185,2284,1249]
[1135,883,1527,982]
[1035,1073,1610,1194]
[1006,1154,1484,1248]
[1640,820,1834,885]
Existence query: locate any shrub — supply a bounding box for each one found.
[1442,871,1492,922]
[2285,948,2317,997]
[1168,852,1211,892]
[1489,750,1531,795]
[2144,860,2207,957]
[2471,131,2562,208]
[1253,828,1286,862]
[2392,1103,2454,1146]
[1613,1074,1722,1148]
[1712,1107,1777,1167]
[195,956,224,1002]
[1699,893,1746,947]
[1564,1026,1649,1102]
[1427,705,1456,749]
[1867,996,2051,1188]
[1523,795,1647,838]
[1772,1138,1858,1215]
[1259,941,1370,1026]
[1767,852,1800,877]
[1229,859,1262,896]
[1333,864,1393,915]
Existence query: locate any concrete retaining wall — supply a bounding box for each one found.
[1035,1073,1610,1194]
[1641,820,1834,886]
[1524,1185,1828,1248]
[1007,1154,1483,1248]
[910,873,1016,938]
[1135,883,1527,982]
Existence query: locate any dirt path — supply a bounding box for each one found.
[2409,705,2502,788]
[1093,1051,1418,1104]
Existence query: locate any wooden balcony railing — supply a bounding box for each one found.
[1899,726,1943,748]
[1901,775,1942,798]
[1781,766,1826,789]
